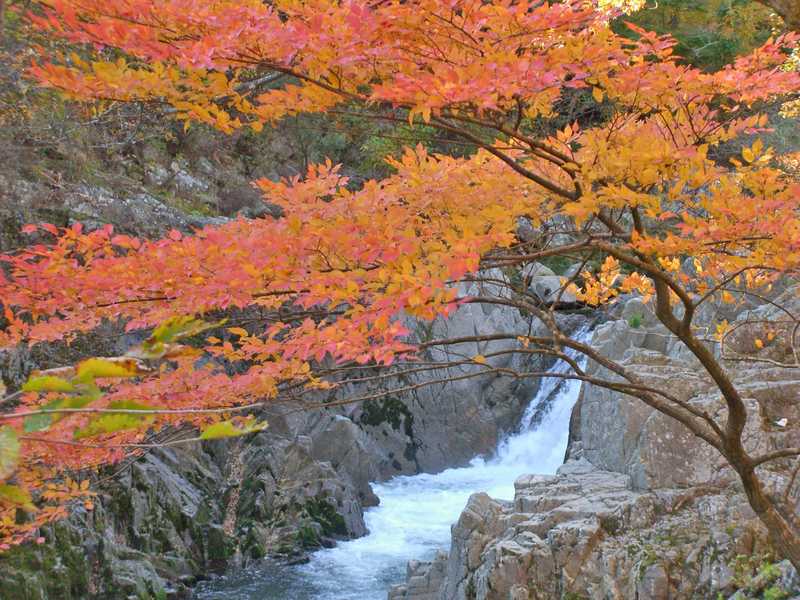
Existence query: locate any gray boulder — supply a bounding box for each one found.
[389,461,777,600]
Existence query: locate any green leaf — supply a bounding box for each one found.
[199,418,267,440]
[73,401,155,440]
[127,342,201,361]
[139,316,227,358]
[152,316,226,344]
[0,426,19,480]
[23,400,57,433]
[22,376,75,393]
[0,484,35,511]
[23,391,99,433]
[199,421,239,440]
[74,358,145,383]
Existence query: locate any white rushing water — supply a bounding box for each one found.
[195,331,589,600]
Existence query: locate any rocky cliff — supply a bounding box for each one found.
[389,293,800,600]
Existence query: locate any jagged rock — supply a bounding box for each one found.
[406,284,585,472]
[389,552,449,600]
[0,425,376,599]
[311,416,381,507]
[530,274,577,305]
[389,461,779,600]
[144,163,172,186]
[516,218,537,244]
[274,436,367,538]
[391,293,800,600]
[520,262,578,305]
[580,301,800,490]
[61,185,226,236]
[169,160,211,195]
[521,262,555,282]
[310,282,586,479]
[0,344,35,389]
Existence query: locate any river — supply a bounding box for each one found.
[195,332,588,599]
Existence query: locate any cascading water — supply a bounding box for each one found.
[195,328,591,600]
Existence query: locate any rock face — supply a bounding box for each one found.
[391,461,778,600]
[0,175,228,252]
[390,295,800,600]
[0,423,373,599]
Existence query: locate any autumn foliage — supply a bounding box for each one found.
[1,0,800,564]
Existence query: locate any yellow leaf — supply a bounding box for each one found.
[658,257,680,272]
[592,87,604,103]
[287,216,302,234]
[75,358,147,382]
[721,291,734,304]
[73,401,155,440]
[473,354,487,365]
[421,106,432,123]
[0,426,19,480]
[22,375,75,393]
[742,147,754,163]
[0,484,35,512]
[755,338,764,349]
[200,417,268,440]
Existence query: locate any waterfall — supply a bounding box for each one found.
[195,328,592,600]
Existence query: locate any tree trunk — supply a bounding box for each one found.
[739,463,800,570]
[649,274,800,569]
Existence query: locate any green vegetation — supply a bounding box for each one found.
[360,397,414,437]
[295,524,320,548]
[617,0,775,71]
[627,314,644,329]
[305,497,347,537]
